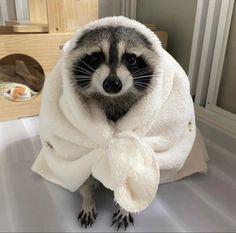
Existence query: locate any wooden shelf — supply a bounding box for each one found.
[0,94,41,121]
[5,21,48,33]
[0,33,73,72]
[0,0,99,121]
[13,24,48,33]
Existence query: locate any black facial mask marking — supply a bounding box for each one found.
[123,53,153,91]
[109,29,119,74]
[72,51,105,88]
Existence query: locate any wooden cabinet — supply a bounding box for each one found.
[0,0,98,121]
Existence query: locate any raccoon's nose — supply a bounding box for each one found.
[103,77,122,94]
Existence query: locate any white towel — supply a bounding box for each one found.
[32,16,208,213]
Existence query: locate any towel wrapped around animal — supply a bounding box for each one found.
[32,16,208,213]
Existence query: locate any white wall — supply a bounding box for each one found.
[99,0,123,18]
[217,3,236,114]
[0,0,16,25]
[14,0,28,21]
[136,0,197,72]
[99,0,136,19]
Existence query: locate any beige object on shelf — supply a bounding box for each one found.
[155,31,168,50]
[145,23,158,31]
[145,23,168,49]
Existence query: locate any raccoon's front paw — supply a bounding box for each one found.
[111,207,134,231]
[77,205,97,228]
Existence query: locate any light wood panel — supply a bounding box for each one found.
[75,0,99,27]
[28,0,48,24]
[0,33,74,121]
[46,0,98,33]
[0,94,41,121]
[0,0,98,121]
[0,33,74,73]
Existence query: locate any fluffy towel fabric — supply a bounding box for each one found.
[32,16,207,213]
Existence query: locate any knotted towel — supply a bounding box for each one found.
[32,16,208,213]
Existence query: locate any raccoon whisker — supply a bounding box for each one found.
[134,78,155,81]
[78,58,95,72]
[75,73,91,77]
[133,70,153,76]
[77,83,90,87]
[73,69,92,76]
[129,89,144,98]
[135,78,155,83]
[76,83,91,90]
[73,65,92,72]
[135,86,154,93]
[134,82,153,89]
[132,67,153,75]
[134,82,151,86]
[135,80,153,83]
[76,65,93,73]
[73,67,93,76]
[133,68,153,75]
[133,75,155,80]
[135,72,152,77]
[134,84,149,89]
[131,89,147,97]
[135,73,155,76]
[75,79,91,83]
[73,72,92,77]
[123,72,153,82]
[74,76,91,80]
[75,64,101,81]
[134,79,154,82]
[134,74,155,78]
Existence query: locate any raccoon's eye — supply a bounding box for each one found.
[91,53,99,62]
[90,52,103,63]
[127,55,137,66]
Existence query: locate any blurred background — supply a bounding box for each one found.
[0,0,236,232]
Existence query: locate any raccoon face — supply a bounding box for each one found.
[66,26,158,99]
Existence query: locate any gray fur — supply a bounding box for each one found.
[73,26,152,51]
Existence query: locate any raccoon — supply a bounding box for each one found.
[65,25,159,230]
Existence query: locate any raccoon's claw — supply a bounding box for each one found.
[111,208,134,231]
[78,207,97,228]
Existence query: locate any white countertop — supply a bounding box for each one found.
[0,117,236,232]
